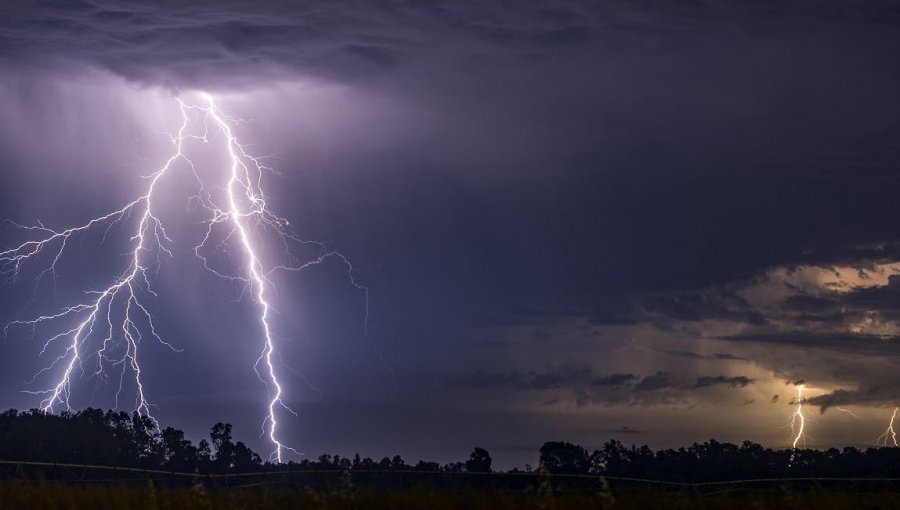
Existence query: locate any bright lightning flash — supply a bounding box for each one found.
[875,407,899,447]
[0,92,370,462]
[790,384,807,450]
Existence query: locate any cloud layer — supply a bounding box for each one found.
[1,0,900,464]
[2,0,898,88]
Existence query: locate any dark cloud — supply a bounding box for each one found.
[0,1,692,87]
[692,375,754,389]
[0,1,895,91]
[530,368,594,391]
[443,368,636,394]
[775,276,900,326]
[442,367,752,407]
[806,387,900,413]
[781,294,843,320]
[662,350,745,362]
[593,373,639,387]
[721,332,900,358]
[634,371,673,392]
[605,426,642,435]
[641,292,767,325]
[1,0,893,312]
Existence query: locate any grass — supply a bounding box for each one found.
[4,483,900,510]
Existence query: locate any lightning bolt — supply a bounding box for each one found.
[836,407,858,418]
[198,93,295,463]
[1,101,191,418]
[1,92,373,462]
[875,407,899,447]
[789,384,806,462]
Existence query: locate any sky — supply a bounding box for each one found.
[1,0,900,468]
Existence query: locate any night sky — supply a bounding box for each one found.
[1,1,900,468]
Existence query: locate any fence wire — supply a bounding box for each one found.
[3,459,900,494]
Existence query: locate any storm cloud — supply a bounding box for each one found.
[1,0,900,466]
[1,1,897,89]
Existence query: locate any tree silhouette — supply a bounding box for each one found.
[539,441,591,474]
[465,447,492,473]
[209,422,260,472]
[3,408,900,483]
[160,426,203,472]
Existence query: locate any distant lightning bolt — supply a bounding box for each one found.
[789,384,807,459]
[876,407,899,447]
[836,407,858,418]
[0,92,374,462]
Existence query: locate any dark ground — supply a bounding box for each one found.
[4,483,900,510]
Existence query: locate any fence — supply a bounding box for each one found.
[3,460,900,494]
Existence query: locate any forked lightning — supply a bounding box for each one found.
[876,407,899,447]
[788,384,807,465]
[0,93,368,462]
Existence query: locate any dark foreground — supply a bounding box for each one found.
[3,485,900,510]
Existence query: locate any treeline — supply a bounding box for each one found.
[0,409,259,473]
[0,409,491,475]
[539,439,900,481]
[2,409,900,482]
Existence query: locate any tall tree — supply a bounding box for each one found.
[465,447,492,473]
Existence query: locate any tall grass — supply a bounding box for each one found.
[3,483,900,510]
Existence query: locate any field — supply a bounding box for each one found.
[4,483,900,510]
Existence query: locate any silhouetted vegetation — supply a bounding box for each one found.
[2,408,900,485]
[0,409,259,474]
[5,484,900,510]
[539,438,900,481]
